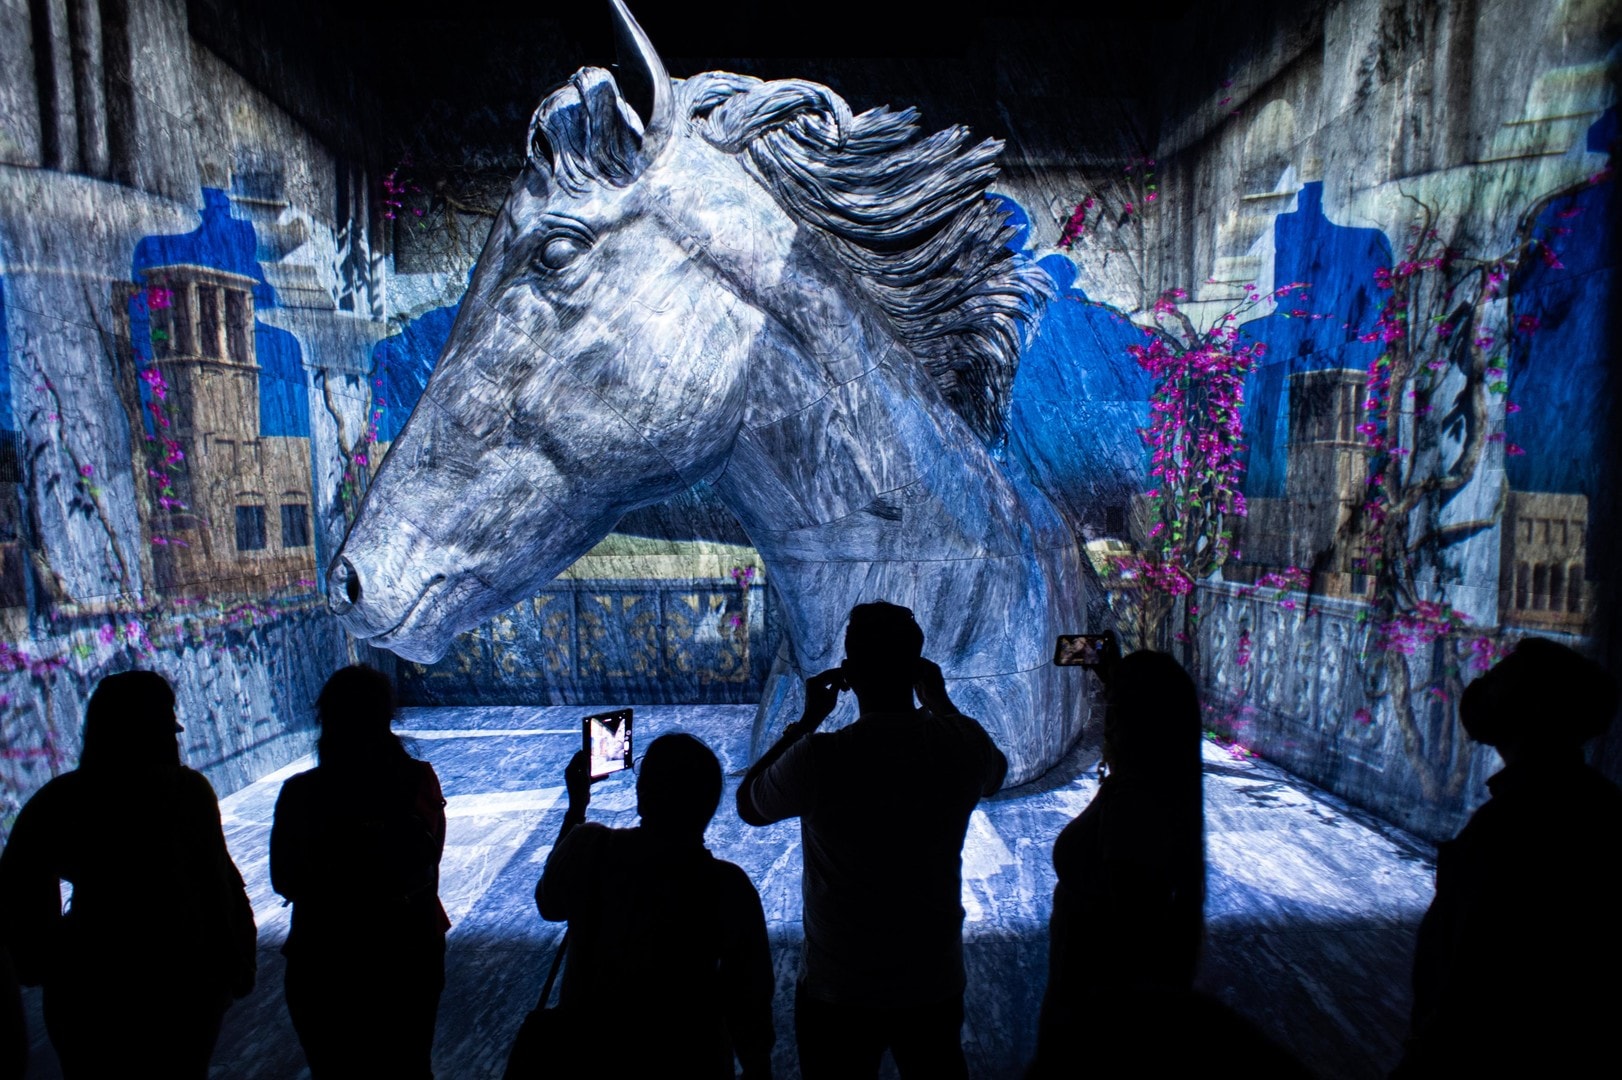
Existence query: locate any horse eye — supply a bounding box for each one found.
[537,234,589,271]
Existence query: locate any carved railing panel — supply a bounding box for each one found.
[398,579,776,706]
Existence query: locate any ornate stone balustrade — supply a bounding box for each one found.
[398,578,778,707]
[1195,580,1500,841]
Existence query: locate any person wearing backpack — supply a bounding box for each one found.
[0,670,256,1078]
[530,733,775,1080]
[270,665,449,1079]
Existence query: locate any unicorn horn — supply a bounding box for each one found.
[609,0,675,169]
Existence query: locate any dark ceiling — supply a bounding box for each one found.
[188,0,1317,178]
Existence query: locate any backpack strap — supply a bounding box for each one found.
[534,927,570,1011]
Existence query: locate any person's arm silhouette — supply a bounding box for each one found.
[914,658,962,717]
[188,771,256,999]
[718,865,776,1080]
[535,751,603,922]
[414,763,449,867]
[0,785,65,987]
[916,658,1008,795]
[558,750,590,845]
[736,668,844,826]
[269,776,313,907]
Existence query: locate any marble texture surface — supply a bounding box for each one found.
[15,702,1438,1079]
[327,18,1091,786]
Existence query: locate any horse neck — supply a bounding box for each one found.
[713,287,1038,667]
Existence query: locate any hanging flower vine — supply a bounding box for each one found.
[1111,281,1320,658]
[1342,173,1605,801]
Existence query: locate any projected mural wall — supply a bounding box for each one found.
[0,38,386,837]
[992,2,1619,837]
[0,0,1616,841]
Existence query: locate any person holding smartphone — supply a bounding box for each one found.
[737,601,1008,1080]
[1027,649,1207,1077]
[535,733,775,1080]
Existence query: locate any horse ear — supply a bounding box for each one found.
[527,108,556,178]
[609,0,674,171]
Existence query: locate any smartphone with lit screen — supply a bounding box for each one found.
[584,708,634,781]
[1053,633,1114,667]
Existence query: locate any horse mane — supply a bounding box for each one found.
[530,68,1051,445]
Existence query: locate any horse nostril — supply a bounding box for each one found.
[328,557,363,615]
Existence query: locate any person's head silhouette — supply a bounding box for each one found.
[315,664,405,768]
[79,670,181,771]
[1460,637,1618,762]
[841,601,925,709]
[1103,651,1201,780]
[636,733,722,841]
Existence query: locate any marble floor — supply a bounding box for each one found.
[19,704,1438,1078]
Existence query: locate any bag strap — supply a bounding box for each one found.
[534,927,570,1011]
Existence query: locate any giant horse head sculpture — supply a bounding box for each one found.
[331,2,1090,782]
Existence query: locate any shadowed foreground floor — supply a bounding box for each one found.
[19,704,1437,1078]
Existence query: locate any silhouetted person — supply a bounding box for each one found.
[0,671,255,1078]
[535,733,774,1079]
[1028,650,1210,1077]
[270,665,449,1079]
[1394,638,1622,1077]
[737,601,1007,1080]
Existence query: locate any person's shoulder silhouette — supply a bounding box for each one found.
[1397,637,1622,1077]
[0,669,255,1079]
